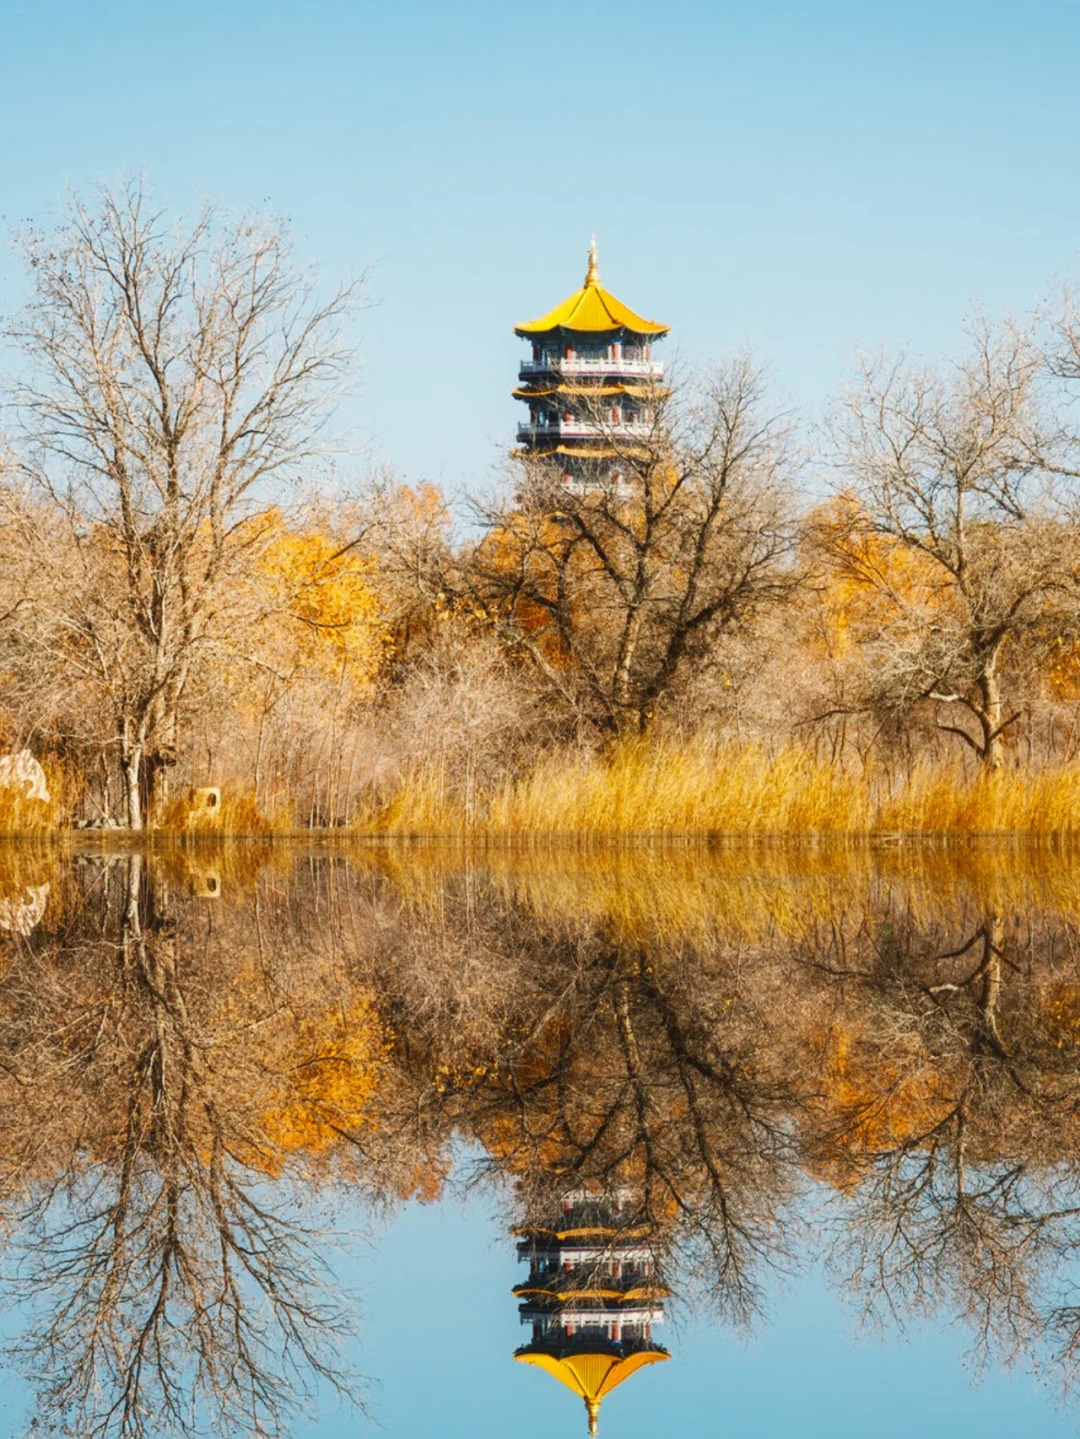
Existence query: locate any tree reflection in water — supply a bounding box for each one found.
[0,844,1080,1434]
[0,849,377,1439]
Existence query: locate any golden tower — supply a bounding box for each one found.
[512,241,669,493]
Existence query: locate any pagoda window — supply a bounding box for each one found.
[624,343,641,362]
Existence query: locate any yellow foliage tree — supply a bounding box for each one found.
[260,993,390,1166]
[253,509,391,687]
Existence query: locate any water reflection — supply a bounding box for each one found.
[0,843,1080,1434]
[0,848,373,1439]
[513,1192,669,1435]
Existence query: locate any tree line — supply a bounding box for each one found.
[3,181,1080,828]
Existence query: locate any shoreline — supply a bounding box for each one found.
[1,826,1079,850]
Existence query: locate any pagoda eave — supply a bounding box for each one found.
[517,1295,636,1306]
[513,322,670,341]
[513,384,669,400]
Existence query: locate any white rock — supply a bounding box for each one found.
[0,751,50,804]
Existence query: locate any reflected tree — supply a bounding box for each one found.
[0,853,373,1439]
[807,901,1080,1382]
[361,880,809,1324]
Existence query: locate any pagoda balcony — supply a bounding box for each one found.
[517,1302,667,1326]
[519,357,664,381]
[516,1243,654,1263]
[517,420,653,443]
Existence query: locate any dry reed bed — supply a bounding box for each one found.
[363,739,1080,841]
[4,740,1080,843]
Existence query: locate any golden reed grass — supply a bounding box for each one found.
[155,785,292,835]
[4,738,1080,839]
[359,738,1080,841]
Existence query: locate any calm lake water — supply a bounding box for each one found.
[0,841,1078,1438]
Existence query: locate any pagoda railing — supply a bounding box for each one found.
[517,421,653,443]
[519,358,664,380]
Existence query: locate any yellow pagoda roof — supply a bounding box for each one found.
[511,1225,652,1241]
[513,1284,669,1304]
[515,1350,668,1436]
[512,384,669,400]
[514,241,669,338]
[543,444,651,459]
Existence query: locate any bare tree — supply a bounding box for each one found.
[823,318,1079,768]
[467,358,799,735]
[3,180,354,826]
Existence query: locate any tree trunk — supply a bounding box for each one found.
[612,607,644,727]
[122,745,144,830]
[139,748,174,830]
[978,668,1004,770]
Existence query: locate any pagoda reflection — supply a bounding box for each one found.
[512,1190,669,1435]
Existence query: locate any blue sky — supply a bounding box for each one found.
[3,0,1080,498]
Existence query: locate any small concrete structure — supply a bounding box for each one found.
[186,868,222,899]
[188,787,222,823]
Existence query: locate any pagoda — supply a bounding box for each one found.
[511,1193,669,1436]
[513,241,669,493]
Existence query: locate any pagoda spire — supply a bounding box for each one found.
[585,236,600,287]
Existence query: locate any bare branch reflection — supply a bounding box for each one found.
[0,852,376,1439]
